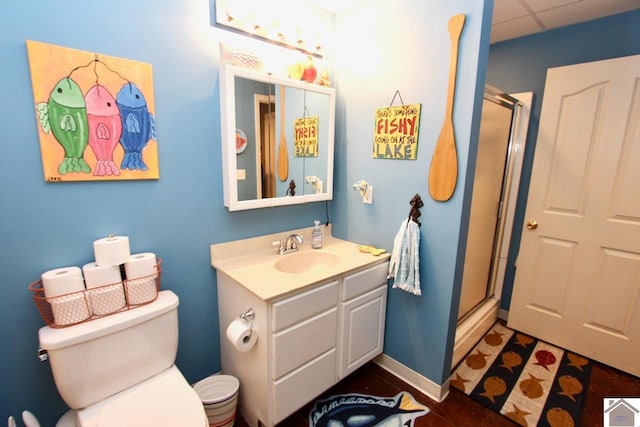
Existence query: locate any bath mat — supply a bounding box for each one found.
[450,322,592,426]
[309,391,430,427]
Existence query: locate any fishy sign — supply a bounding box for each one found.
[294,116,319,157]
[373,103,421,160]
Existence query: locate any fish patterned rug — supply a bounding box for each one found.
[450,322,592,426]
[309,391,430,427]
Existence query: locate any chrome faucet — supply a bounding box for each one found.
[274,233,304,255]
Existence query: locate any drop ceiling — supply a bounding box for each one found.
[319,0,639,43]
[491,0,640,43]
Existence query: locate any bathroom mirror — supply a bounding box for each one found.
[219,63,336,211]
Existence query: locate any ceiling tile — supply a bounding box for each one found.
[536,0,640,29]
[493,0,530,23]
[491,15,544,43]
[523,0,582,13]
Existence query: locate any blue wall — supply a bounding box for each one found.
[0,0,492,424]
[486,9,640,311]
[0,1,329,423]
[332,1,493,386]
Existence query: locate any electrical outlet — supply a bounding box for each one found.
[363,186,373,204]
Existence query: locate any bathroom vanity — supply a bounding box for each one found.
[210,227,390,426]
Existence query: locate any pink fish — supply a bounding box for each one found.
[534,350,557,370]
[85,84,122,176]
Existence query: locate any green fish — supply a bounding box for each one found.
[37,77,90,174]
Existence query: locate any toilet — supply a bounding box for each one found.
[38,290,207,426]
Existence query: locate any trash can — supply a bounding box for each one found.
[193,374,240,427]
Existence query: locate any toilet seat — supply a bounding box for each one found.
[69,365,206,426]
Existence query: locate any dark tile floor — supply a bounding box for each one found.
[237,359,640,426]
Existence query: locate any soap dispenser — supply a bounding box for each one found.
[312,220,323,249]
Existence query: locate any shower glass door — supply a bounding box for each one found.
[457,88,518,322]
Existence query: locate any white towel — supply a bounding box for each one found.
[388,219,421,296]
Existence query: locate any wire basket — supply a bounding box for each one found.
[29,258,162,328]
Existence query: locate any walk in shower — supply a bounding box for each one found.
[451,86,532,368]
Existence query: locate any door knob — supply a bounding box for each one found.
[526,220,538,230]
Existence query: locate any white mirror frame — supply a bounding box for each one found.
[220,63,336,211]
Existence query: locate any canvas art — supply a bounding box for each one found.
[27,40,159,182]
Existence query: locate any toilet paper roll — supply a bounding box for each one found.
[93,235,131,266]
[82,262,122,289]
[88,283,126,316]
[124,252,158,280]
[226,318,258,352]
[50,292,90,326]
[41,266,85,298]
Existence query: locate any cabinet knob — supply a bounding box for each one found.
[526,220,538,230]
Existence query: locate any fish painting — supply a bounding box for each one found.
[309,392,429,427]
[546,407,574,427]
[484,329,505,346]
[116,82,156,171]
[519,373,544,399]
[36,77,91,174]
[557,375,583,402]
[85,84,122,176]
[466,350,490,370]
[499,351,523,373]
[534,350,557,370]
[514,333,534,348]
[478,376,507,404]
[567,353,589,371]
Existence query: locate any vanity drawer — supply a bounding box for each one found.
[272,280,338,332]
[272,308,337,379]
[273,349,336,424]
[342,262,389,301]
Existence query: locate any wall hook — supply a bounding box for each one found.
[352,180,368,197]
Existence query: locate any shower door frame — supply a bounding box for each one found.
[451,88,532,369]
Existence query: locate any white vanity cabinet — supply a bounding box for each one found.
[338,262,388,379]
[216,260,389,427]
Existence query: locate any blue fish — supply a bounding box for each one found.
[116,82,156,171]
[309,392,429,427]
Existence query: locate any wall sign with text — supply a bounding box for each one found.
[294,116,319,157]
[373,103,421,160]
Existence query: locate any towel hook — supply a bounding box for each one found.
[408,193,423,227]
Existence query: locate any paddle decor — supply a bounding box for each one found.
[428,13,465,201]
[278,85,289,181]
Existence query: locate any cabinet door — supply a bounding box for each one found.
[339,285,387,379]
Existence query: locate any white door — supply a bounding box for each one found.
[508,54,640,376]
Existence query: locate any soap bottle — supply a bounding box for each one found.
[312,220,323,249]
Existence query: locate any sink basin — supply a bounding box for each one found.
[273,250,340,274]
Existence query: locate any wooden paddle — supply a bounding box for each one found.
[277,85,288,181]
[428,13,465,201]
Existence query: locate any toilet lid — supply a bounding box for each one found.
[76,365,206,427]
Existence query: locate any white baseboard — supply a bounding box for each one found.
[373,354,449,403]
[498,308,508,321]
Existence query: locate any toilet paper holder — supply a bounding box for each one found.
[240,308,255,322]
[240,308,255,339]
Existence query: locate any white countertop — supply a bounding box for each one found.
[210,226,390,301]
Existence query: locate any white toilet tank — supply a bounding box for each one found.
[39,290,180,409]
